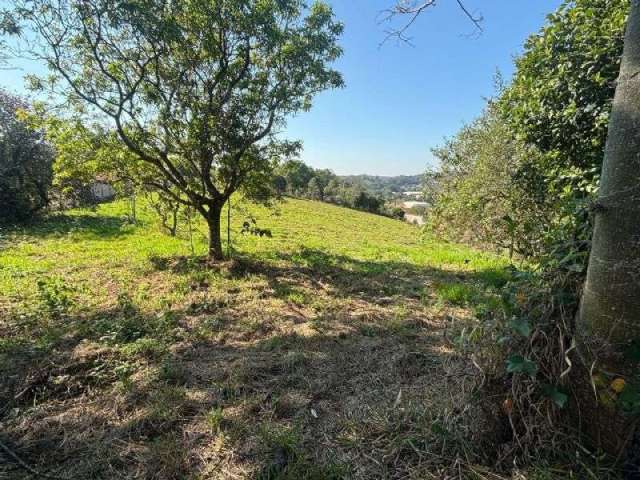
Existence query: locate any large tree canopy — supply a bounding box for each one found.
[14,0,343,259]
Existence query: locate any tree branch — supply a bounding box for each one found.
[381,0,483,45]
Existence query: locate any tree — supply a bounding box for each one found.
[0,90,54,223]
[577,0,640,454]
[14,0,343,260]
[312,168,336,194]
[306,176,322,200]
[23,110,112,205]
[500,0,627,195]
[353,190,381,213]
[272,175,287,196]
[323,178,341,203]
[429,103,552,258]
[0,10,19,67]
[22,108,158,221]
[278,159,315,195]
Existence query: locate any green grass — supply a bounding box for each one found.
[434,282,479,306]
[0,198,505,310]
[0,197,514,479]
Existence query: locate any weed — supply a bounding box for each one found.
[147,385,189,423]
[205,406,225,433]
[145,435,189,478]
[36,275,74,317]
[257,425,349,480]
[120,337,167,359]
[434,281,479,306]
[95,314,147,344]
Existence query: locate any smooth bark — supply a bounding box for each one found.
[577,0,640,455]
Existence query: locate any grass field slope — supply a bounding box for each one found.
[0,198,510,479]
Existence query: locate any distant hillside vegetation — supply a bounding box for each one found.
[338,174,423,198]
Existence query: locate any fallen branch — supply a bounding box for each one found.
[0,438,67,480]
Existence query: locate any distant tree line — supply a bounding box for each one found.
[339,174,422,199]
[273,159,405,219]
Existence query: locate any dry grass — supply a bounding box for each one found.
[0,198,523,479]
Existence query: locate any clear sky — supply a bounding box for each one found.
[285,0,563,176]
[1,0,563,176]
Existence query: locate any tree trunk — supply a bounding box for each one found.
[227,197,231,258]
[577,0,640,455]
[170,206,178,237]
[207,202,224,261]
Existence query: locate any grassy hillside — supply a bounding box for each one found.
[0,198,510,479]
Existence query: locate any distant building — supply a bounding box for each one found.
[402,201,429,210]
[402,191,424,199]
[90,181,116,202]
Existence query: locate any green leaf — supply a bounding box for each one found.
[542,384,569,409]
[508,317,531,337]
[506,355,538,376]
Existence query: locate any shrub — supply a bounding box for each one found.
[0,90,53,222]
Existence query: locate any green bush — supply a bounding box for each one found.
[424,0,630,465]
[0,90,54,222]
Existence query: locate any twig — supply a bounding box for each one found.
[380,0,483,45]
[0,438,68,479]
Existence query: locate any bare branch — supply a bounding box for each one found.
[380,0,483,45]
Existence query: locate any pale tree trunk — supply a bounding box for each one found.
[577,0,640,455]
[207,202,224,261]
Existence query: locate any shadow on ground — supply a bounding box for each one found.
[1,248,512,479]
[0,213,136,242]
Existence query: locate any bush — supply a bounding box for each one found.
[0,90,54,222]
[423,0,630,468]
[427,103,551,258]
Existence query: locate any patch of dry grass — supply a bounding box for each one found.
[0,198,516,479]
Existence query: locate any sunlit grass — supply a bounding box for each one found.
[0,196,512,479]
[0,197,508,312]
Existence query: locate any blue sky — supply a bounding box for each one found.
[285,0,563,175]
[2,0,563,176]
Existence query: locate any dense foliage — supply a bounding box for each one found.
[500,0,629,268]
[502,0,627,177]
[428,103,551,258]
[22,111,119,206]
[0,90,54,223]
[424,0,631,463]
[429,0,628,261]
